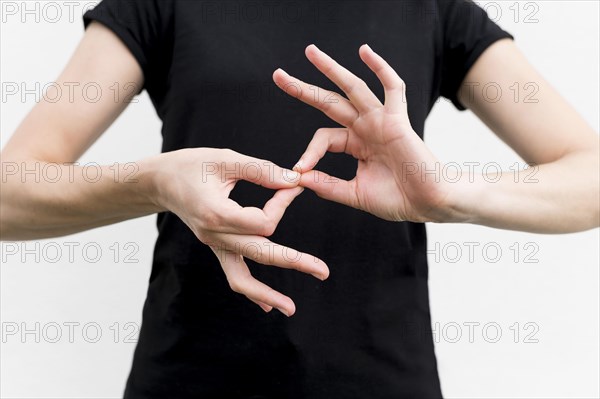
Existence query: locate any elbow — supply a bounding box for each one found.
[589,148,600,229]
[591,185,600,230]
[0,195,20,241]
[558,147,600,232]
[580,148,600,231]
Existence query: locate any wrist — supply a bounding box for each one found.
[137,154,169,213]
[434,173,486,225]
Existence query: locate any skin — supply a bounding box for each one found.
[272,43,600,232]
[1,22,598,316]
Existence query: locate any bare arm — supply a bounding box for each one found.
[0,22,328,316]
[1,21,158,240]
[451,39,600,232]
[273,42,599,233]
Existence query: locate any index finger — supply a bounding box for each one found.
[305,44,382,113]
[225,150,301,189]
[273,68,358,127]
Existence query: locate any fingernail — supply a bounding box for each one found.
[277,307,290,317]
[293,160,303,173]
[277,68,289,76]
[283,169,300,182]
[363,44,372,51]
[289,170,300,180]
[311,272,325,281]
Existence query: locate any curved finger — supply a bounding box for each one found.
[212,248,295,316]
[224,151,301,189]
[273,68,358,127]
[305,44,382,113]
[248,298,273,313]
[358,44,407,113]
[214,233,329,281]
[294,128,350,173]
[300,170,360,209]
[261,186,305,232]
[217,187,304,236]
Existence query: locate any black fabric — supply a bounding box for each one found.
[83,0,174,96]
[84,1,512,398]
[438,0,514,109]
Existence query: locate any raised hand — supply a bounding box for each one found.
[273,45,452,223]
[145,148,329,316]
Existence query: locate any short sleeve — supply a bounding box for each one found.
[438,0,514,110]
[83,0,174,95]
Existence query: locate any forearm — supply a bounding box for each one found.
[443,150,600,233]
[0,157,163,241]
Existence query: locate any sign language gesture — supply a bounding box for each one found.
[148,148,329,316]
[273,45,452,223]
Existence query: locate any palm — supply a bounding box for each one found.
[351,113,443,221]
[355,157,404,220]
[274,45,448,222]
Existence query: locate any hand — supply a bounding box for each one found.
[144,148,329,316]
[273,44,452,223]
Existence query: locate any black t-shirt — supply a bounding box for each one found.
[84,1,512,398]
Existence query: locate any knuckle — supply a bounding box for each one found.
[228,277,243,294]
[248,244,266,263]
[343,82,356,94]
[227,272,252,294]
[220,148,238,162]
[200,210,222,231]
[346,79,367,95]
[286,254,303,270]
[314,128,328,139]
[221,148,235,156]
[195,228,211,243]
[319,100,330,112]
[394,78,406,92]
[261,219,277,237]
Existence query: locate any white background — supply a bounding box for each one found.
[1,1,598,398]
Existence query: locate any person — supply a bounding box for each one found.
[1,0,598,398]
